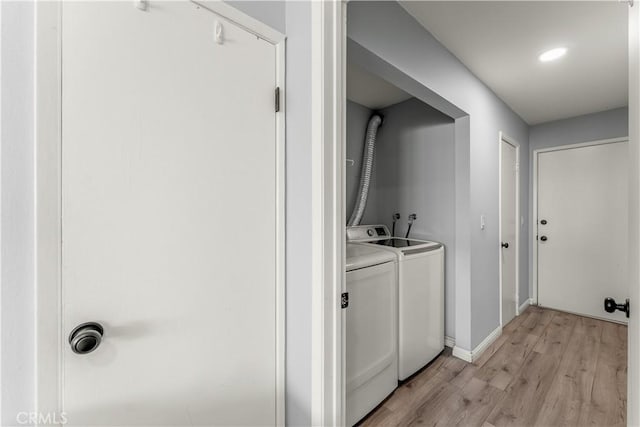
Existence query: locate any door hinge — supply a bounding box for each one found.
[275,87,281,112]
[341,292,349,309]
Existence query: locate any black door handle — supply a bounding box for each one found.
[540,236,548,241]
[604,297,630,318]
[540,219,548,225]
[501,242,509,249]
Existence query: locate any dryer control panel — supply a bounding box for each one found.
[346,225,391,242]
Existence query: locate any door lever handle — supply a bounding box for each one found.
[604,297,630,318]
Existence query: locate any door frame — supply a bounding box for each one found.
[309,1,347,424]
[34,2,286,423]
[532,136,629,307]
[498,132,520,327]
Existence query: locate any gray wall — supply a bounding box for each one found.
[225,1,285,34]
[528,107,629,300]
[348,1,530,349]
[283,3,313,425]
[347,99,457,338]
[1,2,36,425]
[377,99,456,337]
[530,107,628,151]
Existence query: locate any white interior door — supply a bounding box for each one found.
[500,139,517,325]
[537,141,628,322]
[61,2,282,425]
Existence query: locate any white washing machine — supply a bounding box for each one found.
[348,225,444,381]
[345,243,398,426]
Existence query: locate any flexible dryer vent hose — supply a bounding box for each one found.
[348,114,383,226]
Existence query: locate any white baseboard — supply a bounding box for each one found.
[452,345,472,362]
[452,325,502,363]
[518,298,533,314]
[444,336,455,348]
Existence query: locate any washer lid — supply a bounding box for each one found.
[372,238,440,249]
[346,243,396,272]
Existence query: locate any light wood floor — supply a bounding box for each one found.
[360,306,627,427]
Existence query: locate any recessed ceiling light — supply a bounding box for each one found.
[539,47,568,63]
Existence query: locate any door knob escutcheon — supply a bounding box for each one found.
[69,322,104,355]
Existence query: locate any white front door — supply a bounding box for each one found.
[537,141,628,322]
[61,2,282,425]
[500,138,518,325]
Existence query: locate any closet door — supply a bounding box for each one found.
[60,2,282,425]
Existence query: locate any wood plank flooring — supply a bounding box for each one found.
[360,306,627,427]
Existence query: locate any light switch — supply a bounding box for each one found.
[480,215,486,230]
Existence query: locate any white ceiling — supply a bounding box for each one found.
[399,1,628,125]
[347,62,413,110]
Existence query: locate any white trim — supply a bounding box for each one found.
[473,325,503,360]
[0,3,3,421]
[192,0,284,44]
[519,298,532,314]
[310,1,346,425]
[35,1,62,415]
[538,304,628,326]
[534,136,628,155]
[444,336,456,348]
[532,148,538,305]
[452,325,502,363]
[310,0,323,418]
[339,3,347,425]
[451,346,472,363]
[628,5,639,426]
[531,136,629,306]
[498,132,520,325]
[274,25,287,427]
[34,3,286,424]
